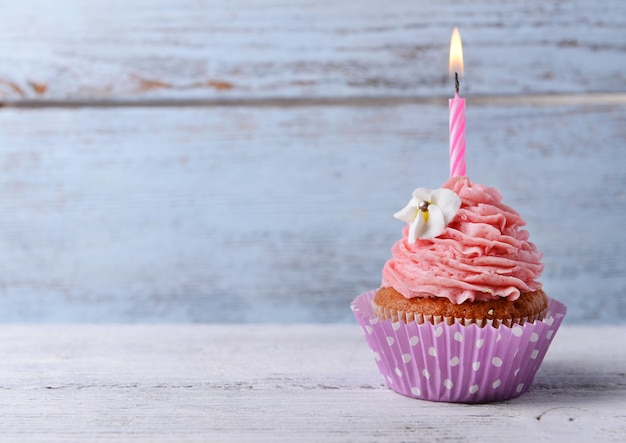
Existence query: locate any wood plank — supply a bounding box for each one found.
[0,103,624,322]
[1,0,625,102]
[0,325,624,441]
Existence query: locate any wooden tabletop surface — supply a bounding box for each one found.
[0,324,624,442]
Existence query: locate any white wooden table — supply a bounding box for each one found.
[0,325,624,441]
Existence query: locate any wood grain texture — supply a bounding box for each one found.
[0,325,624,441]
[1,104,624,323]
[1,0,625,102]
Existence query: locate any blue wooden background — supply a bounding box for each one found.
[1,0,625,324]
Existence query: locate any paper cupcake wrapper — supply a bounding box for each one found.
[351,290,567,403]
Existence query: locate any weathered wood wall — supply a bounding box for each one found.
[2,0,625,102]
[1,0,625,323]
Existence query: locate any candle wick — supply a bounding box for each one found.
[454,72,460,95]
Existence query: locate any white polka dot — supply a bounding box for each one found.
[387,376,394,385]
[492,357,503,368]
[530,349,539,359]
[450,356,460,367]
[386,336,395,346]
[402,353,412,363]
[395,368,403,377]
[365,326,373,335]
[512,326,523,337]
[546,330,554,340]
[496,334,502,342]
[514,368,520,376]
[514,348,519,357]
[428,347,437,357]
[392,322,401,331]
[373,352,381,361]
[443,379,454,390]
[454,332,463,342]
[469,384,479,394]
[411,386,421,396]
[545,317,554,326]
[530,332,539,342]
[516,383,525,393]
[369,317,379,325]
[492,379,502,389]
[409,336,419,346]
[472,362,481,371]
[476,339,484,349]
[434,327,443,337]
[422,369,430,379]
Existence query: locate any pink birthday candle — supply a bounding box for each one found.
[449,27,466,177]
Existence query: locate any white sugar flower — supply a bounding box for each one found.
[394,187,461,243]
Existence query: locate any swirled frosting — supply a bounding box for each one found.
[381,176,543,303]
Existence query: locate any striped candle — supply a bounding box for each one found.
[449,27,465,177]
[449,91,466,177]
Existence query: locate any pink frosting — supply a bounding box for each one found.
[381,176,543,303]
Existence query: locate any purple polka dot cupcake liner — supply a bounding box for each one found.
[351,290,567,403]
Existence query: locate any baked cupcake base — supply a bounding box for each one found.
[373,287,549,328]
[352,289,566,403]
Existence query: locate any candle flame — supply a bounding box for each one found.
[449,27,464,76]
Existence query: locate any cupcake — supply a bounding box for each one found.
[351,176,566,403]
